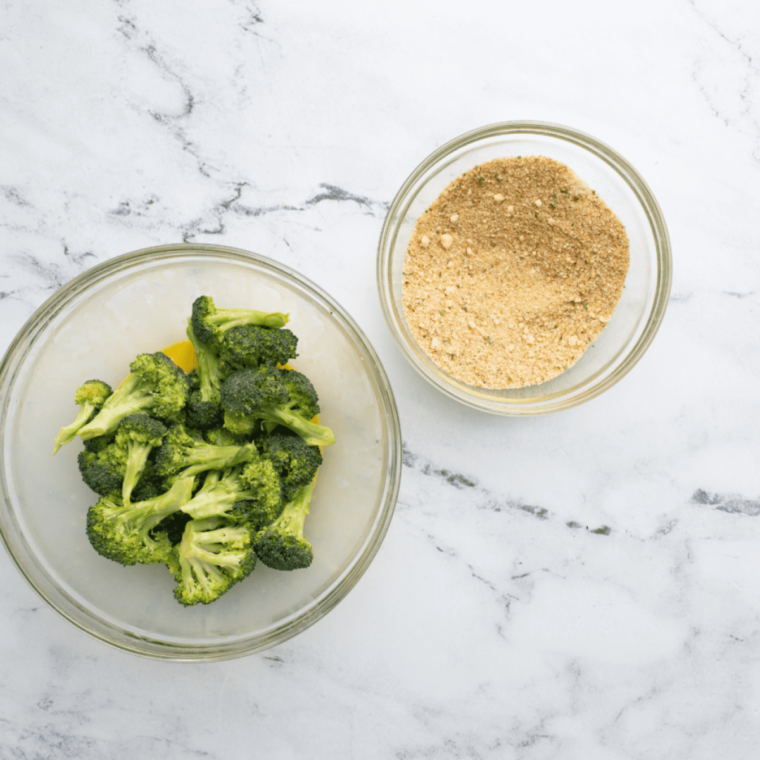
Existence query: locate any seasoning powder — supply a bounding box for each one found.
[402,156,630,389]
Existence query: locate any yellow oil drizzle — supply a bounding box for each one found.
[162,340,198,373]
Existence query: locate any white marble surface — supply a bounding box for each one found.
[2,0,760,757]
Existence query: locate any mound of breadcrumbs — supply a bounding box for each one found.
[402,155,630,389]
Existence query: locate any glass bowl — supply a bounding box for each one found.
[377,121,672,414]
[0,244,401,660]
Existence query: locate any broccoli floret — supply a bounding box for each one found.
[78,448,122,497]
[154,423,256,481]
[222,410,258,438]
[261,432,323,502]
[191,295,289,345]
[185,321,224,429]
[218,324,298,372]
[53,379,112,454]
[114,414,168,503]
[185,371,222,430]
[253,479,315,571]
[230,456,283,530]
[82,431,116,454]
[171,517,256,606]
[179,462,279,524]
[79,353,189,440]
[77,415,167,502]
[86,476,195,566]
[203,426,248,447]
[220,366,335,447]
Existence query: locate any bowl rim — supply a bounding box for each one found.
[0,243,402,661]
[377,120,673,415]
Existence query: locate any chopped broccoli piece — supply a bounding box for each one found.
[82,431,116,454]
[179,462,279,524]
[154,423,256,481]
[231,455,283,530]
[171,517,256,606]
[218,324,298,372]
[261,432,323,502]
[77,415,167,502]
[191,295,289,345]
[86,476,195,566]
[185,370,222,430]
[253,480,315,571]
[185,321,224,429]
[220,366,335,447]
[79,353,188,440]
[114,414,168,503]
[78,448,122,497]
[53,379,112,454]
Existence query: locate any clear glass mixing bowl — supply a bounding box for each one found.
[0,244,401,660]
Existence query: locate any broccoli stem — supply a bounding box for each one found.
[79,374,153,440]
[259,407,336,447]
[186,322,223,402]
[181,556,225,593]
[179,443,256,478]
[180,483,258,520]
[211,308,288,331]
[179,519,252,569]
[274,479,314,539]
[117,476,195,538]
[52,403,95,455]
[122,443,153,504]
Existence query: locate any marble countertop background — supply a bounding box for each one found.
[2,1,760,757]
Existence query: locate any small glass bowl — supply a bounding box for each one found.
[0,244,401,660]
[377,121,672,414]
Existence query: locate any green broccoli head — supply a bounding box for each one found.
[82,431,116,454]
[237,456,284,529]
[128,353,190,421]
[78,353,189,440]
[220,366,335,447]
[203,426,248,447]
[222,410,258,438]
[114,414,168,503]
[153,424,199,476]
[78,448,123,497]
[186,392,223,430]
[85,476,195,566]
[116,413,167,446]
[191,295,289,345]
[253,480,315,571]
[218,324,298,372]
[261,432,322,503]
[184,369,222,430]
[53,379,113,454]
[74,379,113,407]
[171,516,256,606]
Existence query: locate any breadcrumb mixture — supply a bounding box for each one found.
[402,156,630,389]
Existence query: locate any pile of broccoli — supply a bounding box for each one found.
[54,296,333,607]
